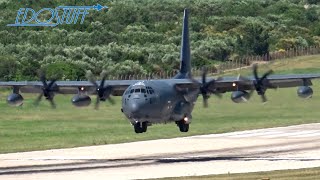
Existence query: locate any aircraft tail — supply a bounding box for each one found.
[174,9,191,79]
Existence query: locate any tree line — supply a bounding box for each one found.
[1,0,320,80]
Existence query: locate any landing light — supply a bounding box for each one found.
[232,83,236,87]
[80,87,85,91]
[183,117,188,122]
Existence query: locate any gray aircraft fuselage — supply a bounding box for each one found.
[121,80,197,125]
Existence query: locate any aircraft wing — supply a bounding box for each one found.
[212,74,320,92]
[0,80,141,96]
[173,74,320,93]
[1,74,320,96]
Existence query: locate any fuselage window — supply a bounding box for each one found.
[134,89,141,93]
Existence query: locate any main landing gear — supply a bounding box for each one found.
[134,122,148,133]
[176,119,189,132]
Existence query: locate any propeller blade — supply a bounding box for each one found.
[48,99,56,109]
[261,94,267,103]
[88,72,115,109]
[202,94,208,108]
[100,73,107,89]
[194,67,224,107]
[202,67,207,85]
[251,64,275,103]
[253,64,259,80]
[205,79,216,89]
[249,89,254,97]
[40,73,48,87]
[86,72,98,88]
[95,97,100,110]
[47,79,57,89]
[34,93,43,106]
[34,72,59,108]
[261,69,273,80]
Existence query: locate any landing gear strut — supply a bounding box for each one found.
[176,120,189,132]
[134,122,148,133]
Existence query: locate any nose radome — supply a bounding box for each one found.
[129,102,139,114]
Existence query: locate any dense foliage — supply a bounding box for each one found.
[1,0,320,80]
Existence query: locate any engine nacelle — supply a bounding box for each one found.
[297,86,313,99]
[71,95,91,107]
[231,91,250,103]
[7,93,24,106]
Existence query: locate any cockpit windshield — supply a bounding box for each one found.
[129,88,145,94]
[134,89,141,93]
[128,86,154,94]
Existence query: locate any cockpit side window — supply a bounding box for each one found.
[145,86,154,94]
[126,89,131,95]
[130,89,134,94]
[141,89,146,93]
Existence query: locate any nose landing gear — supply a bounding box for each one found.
[176,119,189,132]
[134,122,148,133]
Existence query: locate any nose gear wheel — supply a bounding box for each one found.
[176,120,189,132]
[134,122,148,133]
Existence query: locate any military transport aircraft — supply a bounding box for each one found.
[0,9,319,133]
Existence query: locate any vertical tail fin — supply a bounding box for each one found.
[174,8,191,79]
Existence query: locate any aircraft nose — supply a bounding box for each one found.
[129,102,140,114]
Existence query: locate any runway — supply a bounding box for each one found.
[1,123,320,180]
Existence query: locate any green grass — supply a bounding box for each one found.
[154,167,320,180]
[1,55,320,153]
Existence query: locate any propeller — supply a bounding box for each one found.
[199,67,222,107]
[186,67,222,108]
[34,72,59,109]
[252,64,275,103]
[87,71,114,110]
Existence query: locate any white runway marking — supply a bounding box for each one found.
[0,123,320,180]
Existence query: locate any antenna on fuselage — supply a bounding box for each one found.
[174,8,191,79]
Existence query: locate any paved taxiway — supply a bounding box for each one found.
[1,123,320,179]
